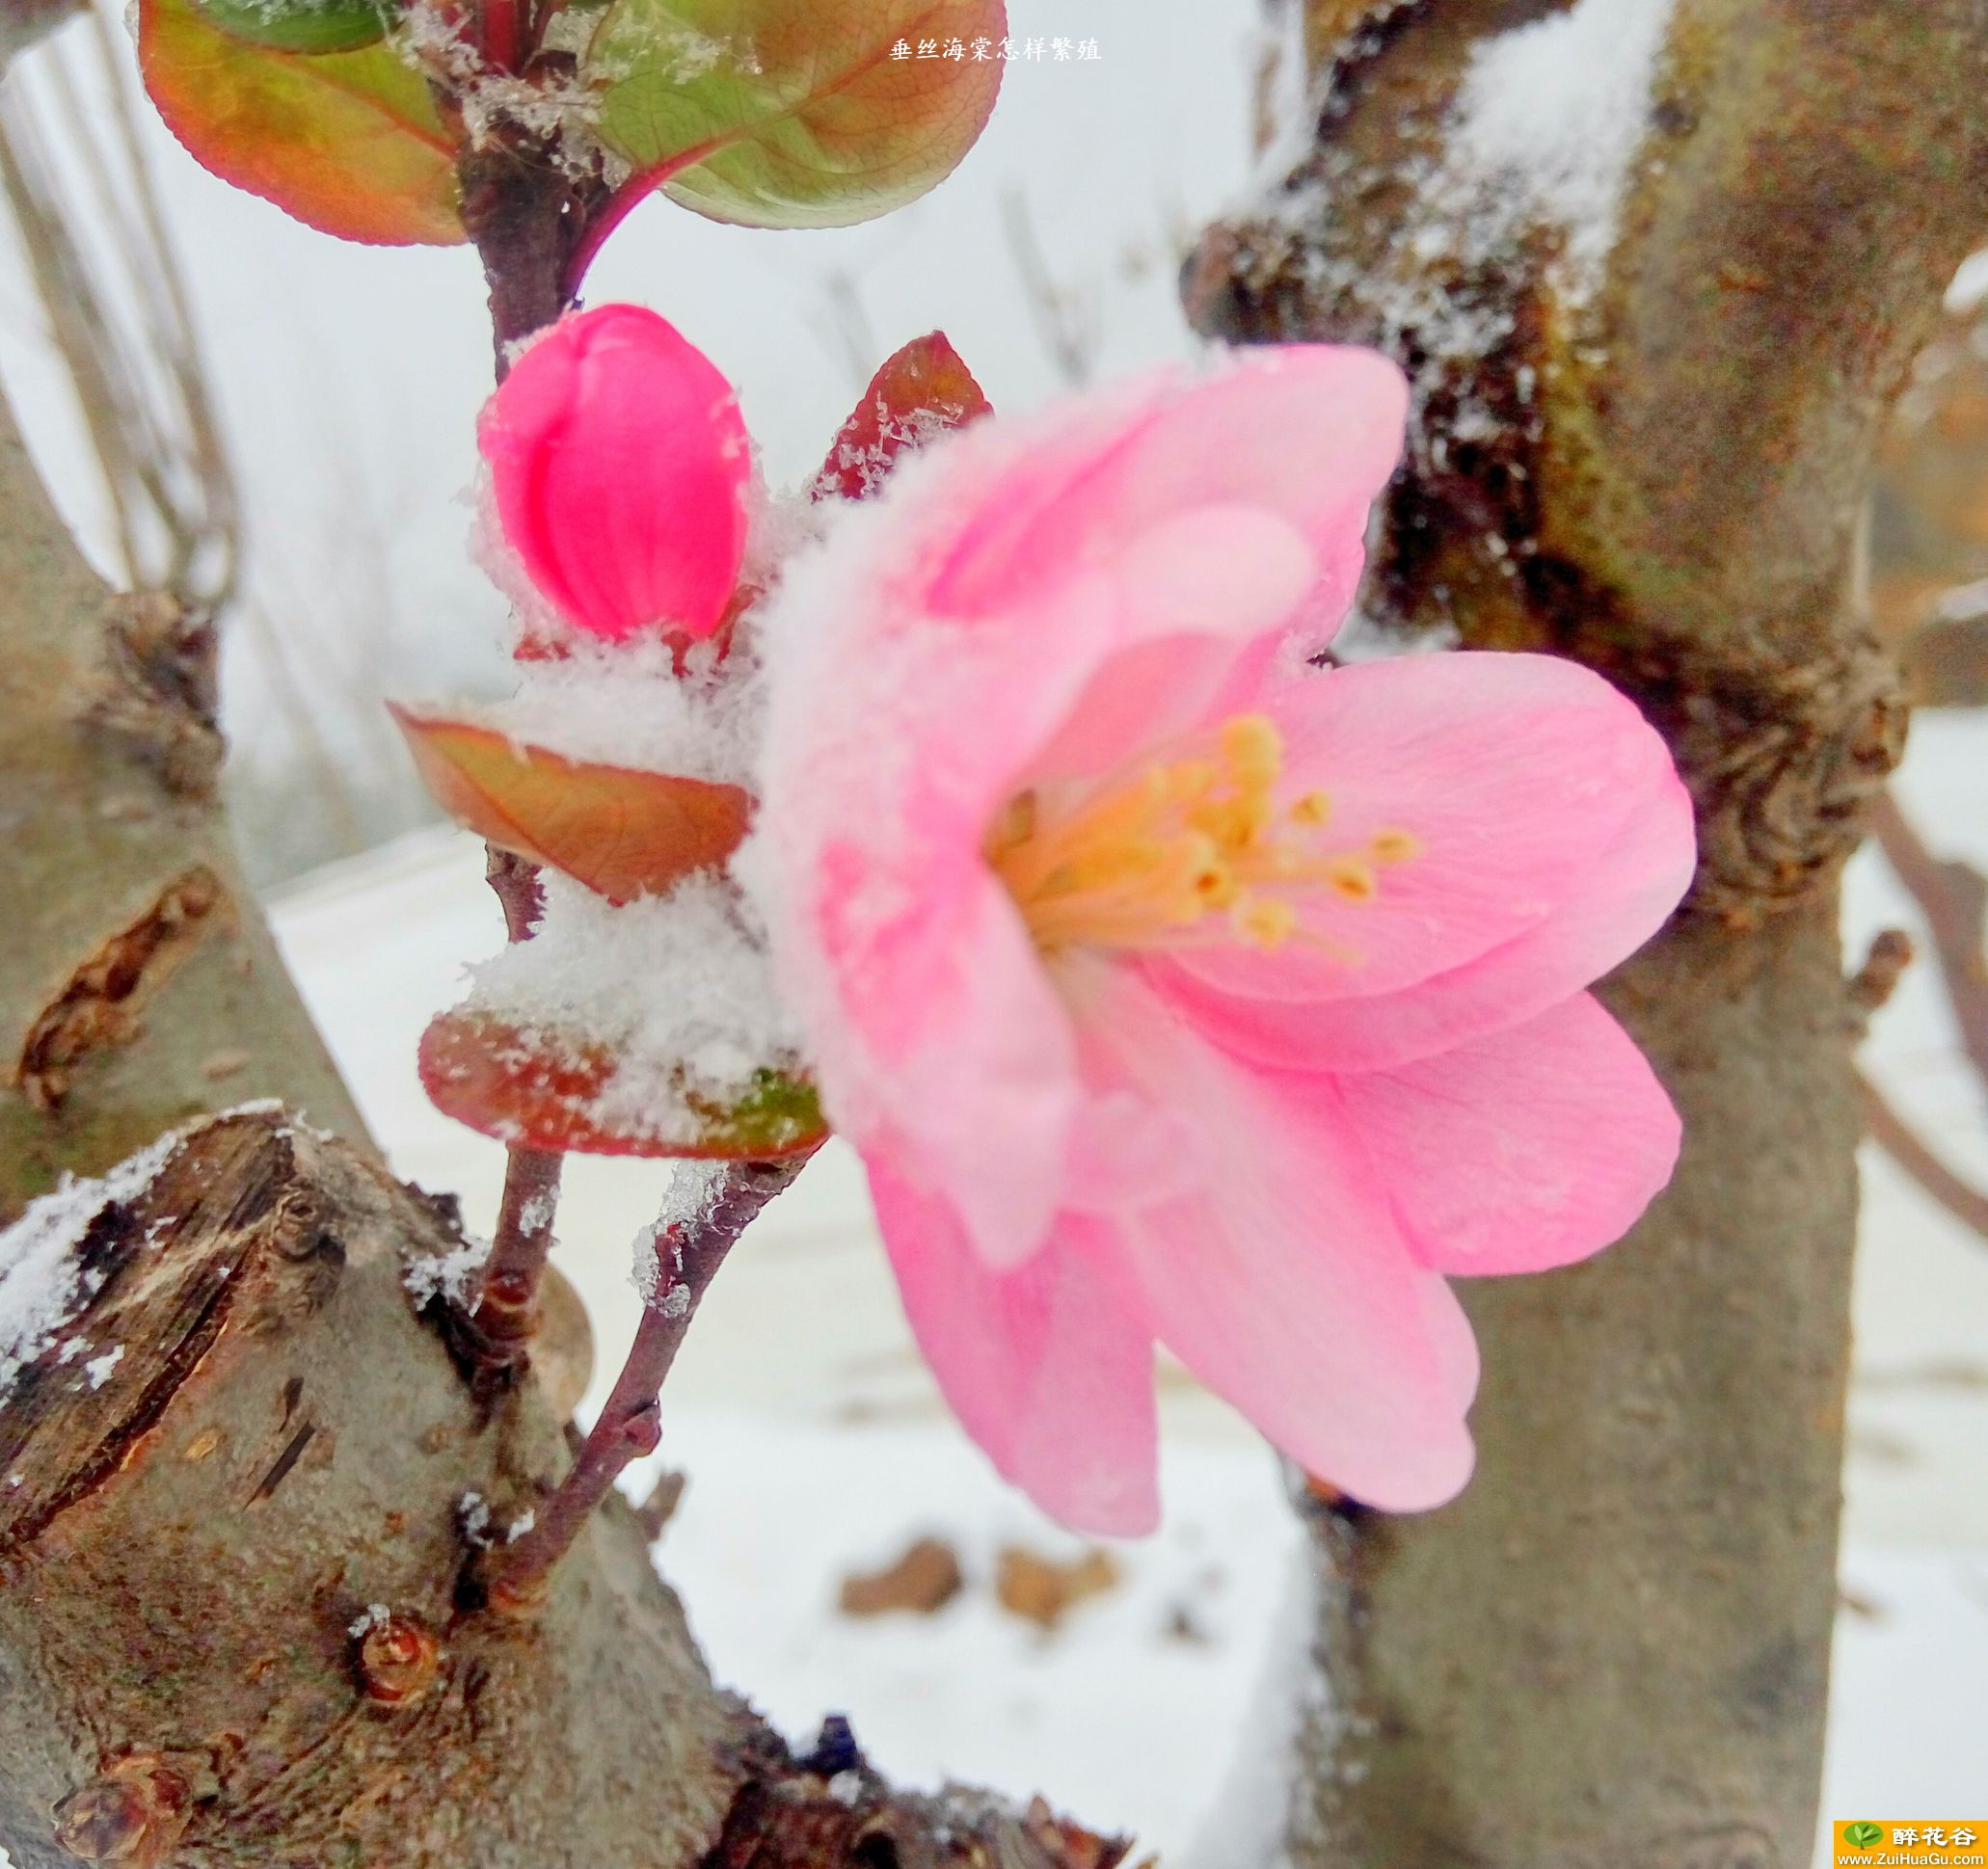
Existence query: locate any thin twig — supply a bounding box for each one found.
[486,1160,803,1608]
[1861,1072,1988,1240]
[470,848,566,1372]
[1869,789,1988,1086]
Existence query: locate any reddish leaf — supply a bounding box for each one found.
[140,0,464,247]
[811,332,993,501]
[419,1010,826,1159]
[390,706,752,904]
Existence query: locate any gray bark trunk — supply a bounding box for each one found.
[1186,0,1988,1861]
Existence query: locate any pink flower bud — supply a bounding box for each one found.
[479,306,750,645]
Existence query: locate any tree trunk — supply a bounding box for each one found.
[0,1109,1118,1867]
[0,388,369,1215]
[1185,1,1987,1862]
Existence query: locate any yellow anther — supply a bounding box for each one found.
[984,711,1415,958]
[1231,894,1298,949]
[1370,827,1421,865]
[1326,858,1378,902]
[1220,714,1283,788]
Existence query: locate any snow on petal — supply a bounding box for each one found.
[740,341,1691,1534]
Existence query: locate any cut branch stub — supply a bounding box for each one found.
[418,1008,827,1159]
[390,707,754,905]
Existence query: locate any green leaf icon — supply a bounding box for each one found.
[1844,1824,1885,1849]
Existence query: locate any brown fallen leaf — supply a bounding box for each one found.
[837,1536,964,1617]
[995,1546,1121,1632]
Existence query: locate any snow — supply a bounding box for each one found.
[402,1230,492,1308]
[0,1128,182,1400]
[461,869,804,1149]
[1444,0,1678,301]
[458,635,766,787]
[633,1161,732,1303]
[348,1602,393,1639]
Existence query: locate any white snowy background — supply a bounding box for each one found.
[0,0,1983,1860]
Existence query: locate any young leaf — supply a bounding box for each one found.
[589,0,1006,233]
[196,0,387,56]
[419,1009,827,1159]
[811,331,992,501]
[140,0,464,247]
[390,706,753,904]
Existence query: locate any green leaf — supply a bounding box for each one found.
[419,1010,827,1160]
[589,0,1006,231]
[1842,1825,1884,1850]
[195,0,387,56]
[140,0,463,247]
[390,706,754,905]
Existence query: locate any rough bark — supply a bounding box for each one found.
[0,390,368,1217]
[1186,1,1988,1863]
[0,1110,1120,1869]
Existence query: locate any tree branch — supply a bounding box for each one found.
[1869,789,1988,1088]
[487,1159,802,1608]
[1861,1072,1988,1241]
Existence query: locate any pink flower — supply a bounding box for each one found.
[747,347,1695,1535]
[479,305,751,645]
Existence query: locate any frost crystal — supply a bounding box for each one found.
[403,1233,494,1308]
[631,1162,731,1303]
[459,1492,494,1548]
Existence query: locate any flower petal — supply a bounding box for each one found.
[1167,651,1685,1005]
[1148,761,1694,1070]
[801,851,1080,1269]
[1081,968,1476,1511]
[479,306,750,642]
[1341,992,1680,1275]
[928,346,1406,636]
[870,1159,1160,1536]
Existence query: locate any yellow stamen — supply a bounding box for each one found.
[1370,826,1421,865]
[1231,894,1297,948]
[985,710,1419,959]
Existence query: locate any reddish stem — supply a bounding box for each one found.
[480,0,524,72]
[470,847,564,1371]
[486,1159,803,1607]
